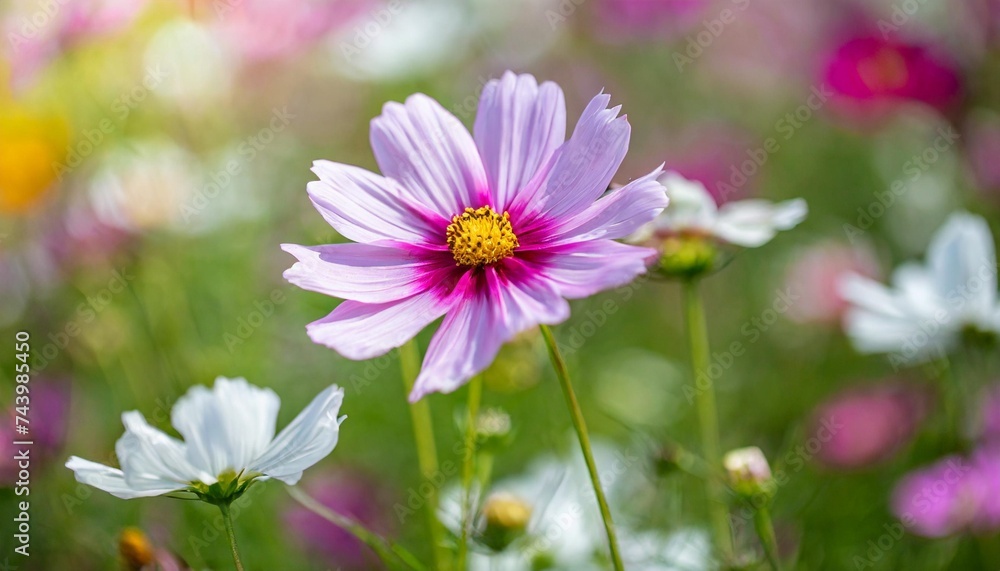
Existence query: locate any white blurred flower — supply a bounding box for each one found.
[723,446,773,496]
[67,377,345,501]
[89,140,201,232]
[145,20,234,111]
[839,212,1000,360]
[633,171,807,248]
[441,441,711,570]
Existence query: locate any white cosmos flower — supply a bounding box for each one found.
[633,171,807,247]
[66,377,345,501]
[839,212,1000,360]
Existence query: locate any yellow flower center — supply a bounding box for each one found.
[445,206,519,267]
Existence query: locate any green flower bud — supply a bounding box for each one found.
[655,236,718,279]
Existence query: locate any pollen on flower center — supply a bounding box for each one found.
[445,206,519,267]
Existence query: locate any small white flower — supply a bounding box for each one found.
[839,212,1000,360]
[66,377,345,501]
[633,171,807,248]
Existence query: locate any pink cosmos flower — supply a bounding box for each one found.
[282,71,667,401]
[784,241,882,326]
[3,0,147,91]
[811,382,928,470]
[822,35,962,116]
[891,447,1000,537]
[592,0,710,42]
[212,0,372,64]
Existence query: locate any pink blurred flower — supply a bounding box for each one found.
[662,125,758,205]
[892,446,1000,537]
[785,241,881,325]
[284,469,394,569]
[212,0,372,64]
[822,35,962,116]
[592,0,710,42]
[811,382,928,470]
[1,379,70,483]
[3,0,147,90]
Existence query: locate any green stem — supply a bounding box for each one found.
[219,503,245,571]
[753,506,782,571]
[287,486,427,571]
[456,376,483,571]
[539,325,625,571]
[682,279,733,561]
[399,340,451,571]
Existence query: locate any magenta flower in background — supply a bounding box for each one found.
[283,71,666,401]
[892,446,1000,537]
[811,382,928,470]
[284,469,394,569]
[822,35,962,116]
[784,241,881,326]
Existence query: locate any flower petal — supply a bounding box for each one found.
[371,94,489,217]
[714,198,808,247]
[926,212,998,318]
[306,291,454,360]
[308,160,446,247]
[652,171,719,235]
[409,267,568,400]
[474,71,566,211]
[534,240,655,299]
[116,411,216,489]
[281,243,444,304]
[170,377,281,477]
[250,385,345,485]
[509,91,630,223]
[540,165,667,244]
[66,456,181,500]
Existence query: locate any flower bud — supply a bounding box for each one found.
[723,446,774,498]
[480,492,532,552]
[655,236,717,279]
[119,527,154,570]
[475,407,513,450]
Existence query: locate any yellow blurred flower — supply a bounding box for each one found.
[118,527,155,570]
[0,110,69,214]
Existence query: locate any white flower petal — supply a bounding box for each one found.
[654,171,718,233]
[66,456,183,500]
[714,198,807,247]
[926,212,999,324]
[170,377,280,477]
[249,385,345,484]
[117,411,216,488]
